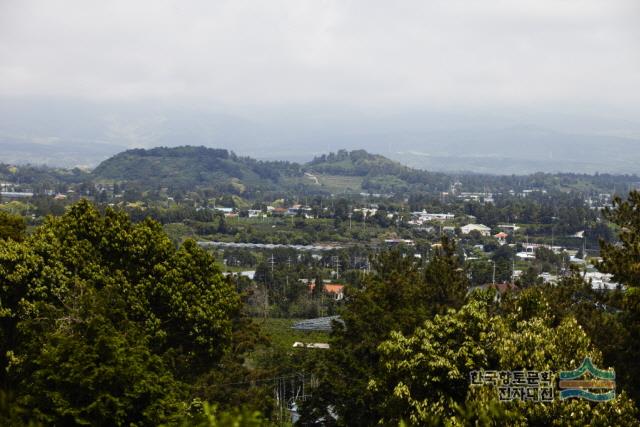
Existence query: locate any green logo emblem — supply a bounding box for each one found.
[558,357,615,401]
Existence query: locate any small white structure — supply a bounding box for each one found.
[498,224,520,232]
[353,207,378,217]
[409,210,455,225]
[585,272,619,290]
[461,224,491,236]
[214,207,234,214]
[516,251,536,260]
[292,342,330,349]
[222,271,256,280]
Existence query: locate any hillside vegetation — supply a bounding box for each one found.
[92,146,451,195]
[92,146,302,193]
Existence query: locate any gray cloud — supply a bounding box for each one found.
[0,0,638,113]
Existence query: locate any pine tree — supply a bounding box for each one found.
[598,190,640,402]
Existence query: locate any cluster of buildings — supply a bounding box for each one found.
[458,192,495,204]
[585,194,613,211]
[213,202,399,221]
[209,204,315,219]
[408,210,455,226]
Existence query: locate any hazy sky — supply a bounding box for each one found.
[1,0,639,114]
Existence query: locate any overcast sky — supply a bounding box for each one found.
[1,0,639,114]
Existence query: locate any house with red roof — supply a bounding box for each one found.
[308,282,345,301]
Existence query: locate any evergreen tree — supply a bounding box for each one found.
[598,190,640,402]
[0,211,26,241]
[301,238,467,425]
[0,200,255,425]
[372,290,639,425]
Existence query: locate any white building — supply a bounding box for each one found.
[498,224,520,232]
[408,211,454,226]
[214,207,234,214]
[353,207,378,218]
[585,271,620,290]
[461,224,491,236]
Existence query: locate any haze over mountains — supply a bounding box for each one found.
[2,99,640,174]
[2,1,640,175]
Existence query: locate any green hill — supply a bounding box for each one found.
[91,146,451,195]
[307,149,409,176]
[92,146,302,192]
[306,149,450,193]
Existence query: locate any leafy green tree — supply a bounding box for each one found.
[517,265,542,287]
[0,200,249,425]
[170,403,270,427]
[599,191,640,289]
[312,270,324,299]
[0,211,26,241]
[598,190,640,402]
[423,237,468,311]
[372,290,639,426]
[301,238,467,425]
[467,260,494,286]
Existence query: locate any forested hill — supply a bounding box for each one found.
[308,149,410,176]
[93,147,417,182]
[307,149,451,192]
[92,146,303,191]
[92,146,640,197]
[91,146,452,194]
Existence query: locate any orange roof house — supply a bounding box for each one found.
[308,282,345,300]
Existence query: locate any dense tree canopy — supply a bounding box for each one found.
[598,190,640,404]
[0,210,26,241]
[301,238,468,425]
[301,210,640,425]
[373,290,639,425]
[3,188,640,425]
[0,200,247,425]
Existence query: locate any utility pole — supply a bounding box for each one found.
[285,256,292,301]
[269,254,276,279]
[265,254,276,319]
[333,256,341,280]
[490,260,496,284]
[263,275,269,319]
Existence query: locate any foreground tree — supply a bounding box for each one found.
[598,190,640,402]
[0,210,26,241]
[301,238,467,425]
[372,290,639,426]
[0,200,250,425]
[302,228,640,425]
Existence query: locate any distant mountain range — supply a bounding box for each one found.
[2,98,640,174]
